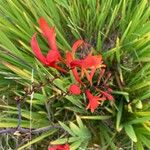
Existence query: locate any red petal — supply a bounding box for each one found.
[66,52,73,67]
[82,55,102,68]
[89,67,97,83]
[63,144,70,150]
[48,144,70,150]
[84,69,92,85]
[68,84,81,95]
[72,68,83,84]
[101,91,114,100]
[84,67,97,86]
[72,40,84,58]
[70,55,102,69]
[66,52,83,84]
[70,60,83,68]
[86,90,100,113]
[31,33,47,65]
[46,49,60,64]
[39,17,57,50]
[48,146,57,150]
[53,64,67,73]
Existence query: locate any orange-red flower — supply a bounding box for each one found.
[101,90,114,100]
[66,40,84,84]
[70,51,105,85]
[86,90,105,113]
[68,84,81,95]
[30,18,114,114]
[66,40,105,85]
[48,144,70,150]
[31,17,66,73]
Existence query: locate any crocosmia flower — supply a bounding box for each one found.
[70,51,105,85]
[66,40,84,84]
[31,17,66,73]
[86,90,101,113]
[101,90,114,100]
[66,40,105,85]
[48,144,70,150]
[68,84,81,95]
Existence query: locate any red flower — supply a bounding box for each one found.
[70,52,102,69]
[39,18,57,51]
[68,84,81,95]
[86,90,105,113]
[71,51,105,85]
[31,17,66,73]
[48,144,70,150]
[66,40,84,84]
[101,90,114,100]
[66,40,105,85]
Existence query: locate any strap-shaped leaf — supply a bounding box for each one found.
[59,121,75,136]
[18,130,57,150]
[124,124,137,142]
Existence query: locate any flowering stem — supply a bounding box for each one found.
[0,125,60,135]
[17,100,21,129]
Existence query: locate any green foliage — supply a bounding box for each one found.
[0,0,150,149]
[51,116,91,150]
[18,130,57,150]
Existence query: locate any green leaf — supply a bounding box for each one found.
[80,115,111,120]
[51,137,80,145]
[0,105,18,110]
[135,111,150,117]
[128,117,150,124]
[17,130,57,150]
[76,115,84,129]
[116,100,123,131]
[2,62,34,82]
[0,30,22,56]
[59,121,75,136]
[113,91,129,102]
[139,134,150,149]
[69,122,80,136]
[0,119,29,128]
[124,124,137,142]
[70,140,82,150]
[65,96,84,109]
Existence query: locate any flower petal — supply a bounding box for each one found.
[89,67,97,83]
[39,17,57,50]
[84,69,92,85]
[101,91,114,100]
[82,55,102,68]
[86,90,101,113]
[31,33,47,65]
[72,40,84,58]
[46,49,60,64]
[85,67,97,85]
[70,55,102,69]
[48,144,70,150]
[68,84,81,95]
[70,60,83,68]
[53,64,67,73]
[72,68,83,84]
[66,52,73,67]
